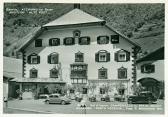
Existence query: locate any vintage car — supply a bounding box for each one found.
[127,91,157,104]
[38,94,49,99]
[45,93,71,105]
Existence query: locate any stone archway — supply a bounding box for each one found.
[138,77,160,98]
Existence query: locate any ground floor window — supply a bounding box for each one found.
[71,78,87,84]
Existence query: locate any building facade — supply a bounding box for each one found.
[136,47,164,98]
[17,8,140,99]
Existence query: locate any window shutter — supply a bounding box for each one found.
[72,38,75,45]
[57,39,60,45]
[106,52,110,62]
[49,39,52,46]
[27,55,31,64]
[97,36,100,44]
[63,38,66,45]
[87,37,90,45]
[37,56,40,64]
[95,52,99,62]
[56,54,59,64]
[48,55,51,64]
[126,51,130,61]
[114,52,118,62]
[141,65,144,73]
[151,65,155,73]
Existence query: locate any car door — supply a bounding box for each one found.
[53,95,61,103]
[49,95,54,103]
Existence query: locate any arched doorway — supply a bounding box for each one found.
[138,77,160,98]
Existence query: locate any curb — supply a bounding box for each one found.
[7,107,54,114]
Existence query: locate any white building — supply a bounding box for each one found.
[16,8,140,98]
[136,47,164,98]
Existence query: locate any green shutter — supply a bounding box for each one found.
[95,52,99,62]
[48,55,51,64]
[27,55,31,64]
[37,56,40,64]
[49,39,52,46]
[97,36,100,44]
[106,52,110,62]
[126,51,130,61]
[114,52,118,62]
[141,65,144,73]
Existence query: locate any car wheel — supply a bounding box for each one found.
[45,100,49,104]
[61,100,66,105]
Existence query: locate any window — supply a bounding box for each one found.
[27,53,40,64]
[70,64,88,84]
[30,68,38,78]
[73,30,81,38]
[141,64,155,73]
[35,39,42,47]
[118,67,127,79]
[64,37,75,45]
[95,50,110,62]
[118,53,126,61]
[79,36,90,45]
[82,88,87,94]
[50,68,59,78]
[111,35,119,44]
[114,49,130,62]
[49,38,60,46]
[98,67,107,79]
[75,52,84,62]
[97,36,109,44]
[48,53,59,64]
[100,88,105,94]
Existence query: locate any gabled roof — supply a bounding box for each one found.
[17,9,140,52]
[43,8,104,27]
[136,46,164,63]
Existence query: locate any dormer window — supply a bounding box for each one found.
[49,38,60,46]
[64,37,75,45]
[30,68,38,78]
[75,52,84,62]
[111,35,119,44]
[95,50,110,62]
[27,53,40,64]
[79,36,90,45]
[97,36,109,44]
[48,53,59,64]
[118,67,127,79]
[98,67,107,79]
[35,39,42,47]
[114,49,130,62]
[50,68,59,78]
[141,64,155,73]
[73,30,81,38]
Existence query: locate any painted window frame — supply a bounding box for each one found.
[141,64,155,73]
[97,36,109,44]
[50,68,59,78]
[64,37,75,45]
[98,67,108,79]
[48,52,59,64]
[27,53,40,64]
[95,50,110,62]
[118,67,127,79]
[73,30,81,38]
[49,38,60,46]
[75,52,84,62]
[79,36,90,45]
[35,39,42,47]
[30,68,38,78]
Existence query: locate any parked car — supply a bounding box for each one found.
[127,91,157,104]
[45,93,71,105]
[39,94,49,99]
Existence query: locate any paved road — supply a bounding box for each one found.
[3,99,164,114]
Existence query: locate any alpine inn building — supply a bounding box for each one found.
[17,8,140,99]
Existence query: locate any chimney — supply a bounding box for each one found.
[74,4,80,9]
